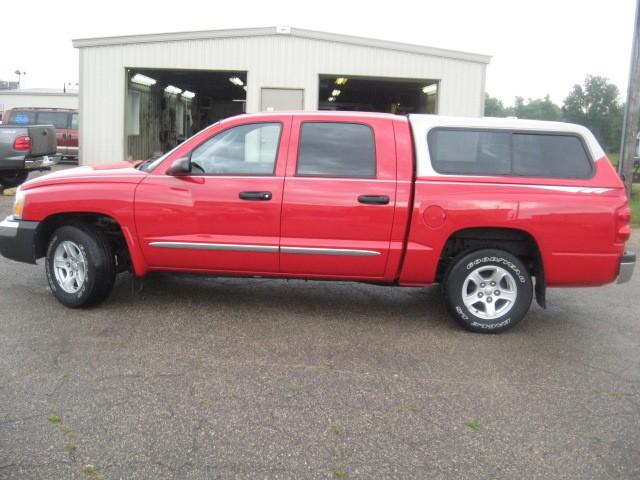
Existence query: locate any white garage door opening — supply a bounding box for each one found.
[125,68,247,161]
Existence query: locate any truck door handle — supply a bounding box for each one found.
[239,191,272,201]
[358,195,390,205]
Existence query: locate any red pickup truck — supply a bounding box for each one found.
[0,112,635,333]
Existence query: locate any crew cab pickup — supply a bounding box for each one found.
[0,124,59,188]
[0,112,635,333]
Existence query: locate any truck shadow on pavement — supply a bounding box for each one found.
[104,271,456,331]
[68,268,581,339]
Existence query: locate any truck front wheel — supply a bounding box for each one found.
[443,249,533,333]
[0,170,29,188]
[45,224,116,308]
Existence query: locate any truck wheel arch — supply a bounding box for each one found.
[436,227,546,309]
[34,212,147,276]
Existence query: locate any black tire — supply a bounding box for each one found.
[45,224,116,308]
[0,170,29,188]
[443,249,533,333]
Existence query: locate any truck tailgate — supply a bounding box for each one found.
[27,125,57,157]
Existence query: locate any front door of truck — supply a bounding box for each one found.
[279,116,397,279]
[135,116,291,274]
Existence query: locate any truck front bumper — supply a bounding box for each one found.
[617,252,636,284]
[0,216,39,264]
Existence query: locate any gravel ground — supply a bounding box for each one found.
[1,169,639,479]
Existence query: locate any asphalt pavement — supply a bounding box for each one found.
[1,172,639,479]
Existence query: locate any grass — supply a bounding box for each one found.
[48,414,61,424]
[630,190,640,227]
[334,469,349,479]
[465,420,481,432]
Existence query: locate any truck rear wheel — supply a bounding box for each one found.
[443,249,533,333]
[0,170,29,188]
[45,224,116,308]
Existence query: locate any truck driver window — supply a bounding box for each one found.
[190,122,281,175]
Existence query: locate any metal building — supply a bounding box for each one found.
[73,26,490,165]
[0,89,78,119]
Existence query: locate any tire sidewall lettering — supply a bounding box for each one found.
[447,249,533,333]
[465,255,526,284]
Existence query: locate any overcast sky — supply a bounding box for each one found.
[0,0,636,106]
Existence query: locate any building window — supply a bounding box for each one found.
[126,91,141,136]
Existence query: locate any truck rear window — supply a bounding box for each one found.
[428,128,593,179]
[9,111,36,125]
[37,112,69,129]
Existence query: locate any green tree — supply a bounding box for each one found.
[485,94,562,121]
[562,75,623,152]
[512,95,562,121]
[485,94,509,117]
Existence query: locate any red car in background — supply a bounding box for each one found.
[2,108,78,162]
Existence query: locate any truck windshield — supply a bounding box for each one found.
[137,145,182,172]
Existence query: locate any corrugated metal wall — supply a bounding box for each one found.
[0,93,78,113]
[79,35,486,165]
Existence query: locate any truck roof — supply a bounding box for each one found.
[224,111,402,122]
[225,111,598,137]
[408,114,595,135]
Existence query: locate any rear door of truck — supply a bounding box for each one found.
[279,114,398,279]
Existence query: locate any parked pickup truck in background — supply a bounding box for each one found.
[0,112,635,332]
[0,124,59,188]
[2,108,78,163]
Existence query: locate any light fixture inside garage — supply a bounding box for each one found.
[131,73,157,86]
[181,90,196,99]
[328,96,336,102]
[229,76,244,86]
[164,85,182,95]
[422,84,437,95]
[335,77,348,85]
[331,89,341,97]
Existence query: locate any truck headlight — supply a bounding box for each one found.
[13,188,25,219]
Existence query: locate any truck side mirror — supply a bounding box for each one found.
[166,157,191,176]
